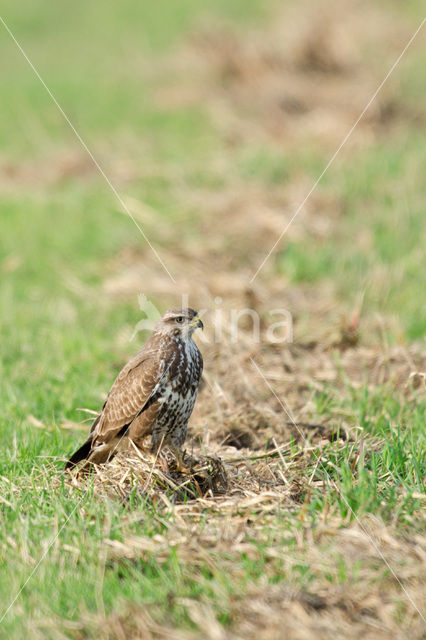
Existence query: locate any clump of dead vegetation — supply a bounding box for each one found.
[66,448,228,503]
[62,435,339,508]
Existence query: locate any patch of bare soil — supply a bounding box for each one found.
[0,150,96,192]
[0,148,137,193]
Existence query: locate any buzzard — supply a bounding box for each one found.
[66,307,203,469]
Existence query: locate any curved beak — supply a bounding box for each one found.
[196,317,204,330]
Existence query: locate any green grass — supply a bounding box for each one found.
[0,0,425,637]
[278,135,426,339]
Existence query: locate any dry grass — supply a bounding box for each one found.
[58,332,425,638]
[83,542,426,640]
[57,434,426,640]
[65,458,425,639]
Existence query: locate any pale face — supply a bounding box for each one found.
[156,307,204,339]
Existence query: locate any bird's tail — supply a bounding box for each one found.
[65,436,93,470]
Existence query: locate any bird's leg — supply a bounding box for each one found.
[171,445,190,474]
[151,435,169,473]
[158,451,170,475]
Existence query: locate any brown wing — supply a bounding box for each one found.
[92,337,174,446]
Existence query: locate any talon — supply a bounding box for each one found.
[171,446,191,474]
[176,462,192,475]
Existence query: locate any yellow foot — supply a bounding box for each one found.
[175,462,192,475]
[172,447,191,475]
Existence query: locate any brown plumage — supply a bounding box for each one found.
[66,307,203,469]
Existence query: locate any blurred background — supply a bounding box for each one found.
[1,0,425,420]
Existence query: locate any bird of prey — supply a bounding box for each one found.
[66,307,203,470]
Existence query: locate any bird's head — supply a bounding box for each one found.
[156,307,204,340]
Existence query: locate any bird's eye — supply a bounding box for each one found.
[176,316,184,324]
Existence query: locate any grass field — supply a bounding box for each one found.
[0,1,425,638]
